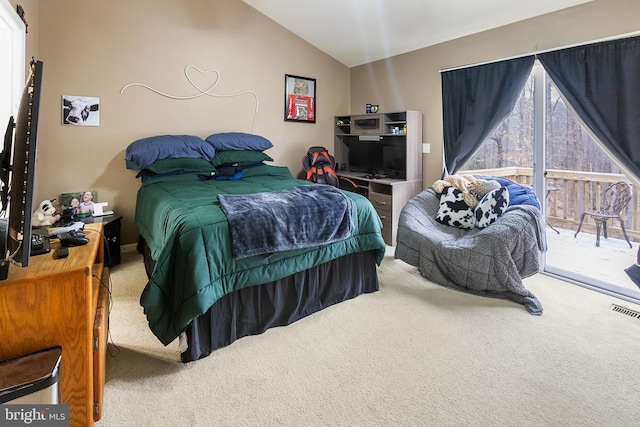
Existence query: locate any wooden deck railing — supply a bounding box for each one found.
[462,167,640,242]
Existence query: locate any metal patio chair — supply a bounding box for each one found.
[574,181,633,248]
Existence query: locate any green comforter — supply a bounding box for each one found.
[135,164,386,345]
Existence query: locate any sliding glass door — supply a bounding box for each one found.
[460,62,640,304]
[541,67,640,303]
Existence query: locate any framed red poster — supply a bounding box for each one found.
[284,74,316,123]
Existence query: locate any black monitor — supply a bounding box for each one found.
[347,139,407,178]
[0,59,44,280]
[347,141,384,174]
[382,143,407,179]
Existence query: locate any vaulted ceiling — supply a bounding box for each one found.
[242,0,594,67]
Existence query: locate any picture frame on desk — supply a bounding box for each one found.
[60,191,98,217]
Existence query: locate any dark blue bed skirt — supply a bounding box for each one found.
[183,250,379,362]
[139,238,379,363]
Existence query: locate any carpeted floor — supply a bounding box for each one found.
[100,248,640,426]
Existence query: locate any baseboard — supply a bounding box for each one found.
[121,243,138,253]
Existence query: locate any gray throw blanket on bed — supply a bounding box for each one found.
[218,185,354,259]
[395,188,547,315]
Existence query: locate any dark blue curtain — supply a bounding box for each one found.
[441,56,534,175]
[538,36,640,180]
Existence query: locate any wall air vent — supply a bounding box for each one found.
[610,304,640,319]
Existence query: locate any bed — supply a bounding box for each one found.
[128,134,387,362]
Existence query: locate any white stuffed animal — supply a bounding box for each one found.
[32,199,61,227]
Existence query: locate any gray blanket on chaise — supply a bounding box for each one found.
[395,188,547,314]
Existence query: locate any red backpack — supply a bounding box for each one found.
[302,146,340,187]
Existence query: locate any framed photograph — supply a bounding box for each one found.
[62,95,100,126]
[60,190,97,217]
[284,74,316,123]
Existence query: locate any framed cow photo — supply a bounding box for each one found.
[62,95,100,126]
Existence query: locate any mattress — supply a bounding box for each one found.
[135,164,386,345]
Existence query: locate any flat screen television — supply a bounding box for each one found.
[347,141,383,174]
[0,59,44,280]
[382,143,407,179]
[347,140,406,179]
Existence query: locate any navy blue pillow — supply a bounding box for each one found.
[125,135,215,170]
[478,176,540,209]
[205,132,273,151]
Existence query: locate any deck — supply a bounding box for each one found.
[544,225,640,298]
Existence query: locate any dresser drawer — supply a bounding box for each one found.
[368,191,392,243]
[369,191,392,216]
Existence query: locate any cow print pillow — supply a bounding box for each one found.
[474,186,510,229]
[435,187,475,229]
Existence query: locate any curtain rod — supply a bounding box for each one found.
[439,31,640,73]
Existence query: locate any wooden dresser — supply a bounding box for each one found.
[0,223,109,427]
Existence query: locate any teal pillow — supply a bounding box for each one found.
[212,150,273,167]
[144,158,215,174]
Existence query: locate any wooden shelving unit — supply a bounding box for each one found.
[334,111,423,245]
